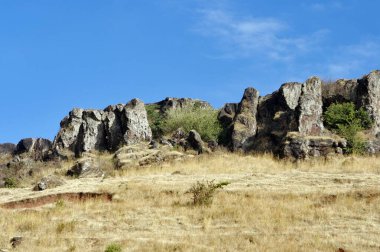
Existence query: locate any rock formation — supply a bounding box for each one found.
[1,70,379,161]
[153,97,212,113]
[0,143,16,155]
[53,98,152,155]
[15,138,52,160]
[231,88,259,151]
[222,76,341,158]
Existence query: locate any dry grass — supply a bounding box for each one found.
[1,152,380,251]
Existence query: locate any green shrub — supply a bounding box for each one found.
[324,102,372,154]
[3,177,19,188]
[187,180,229,206]
[161,107,223,142]
[145,104,164,139]
[105,243,122,252]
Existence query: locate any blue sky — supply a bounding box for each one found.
[0,0,379,143]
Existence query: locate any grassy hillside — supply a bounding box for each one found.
[0,153,380,251]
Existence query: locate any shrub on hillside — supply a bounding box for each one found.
[161,107,223,142]
[324,102,372,154]
[187,180,229,206]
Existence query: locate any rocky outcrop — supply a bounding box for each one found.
[53,99,152,155]
[252,82,302,153]
[231,88,259,151]
[154,97,212,113]
[0,143,16,155]
[223,76,335,158]
[15,138,52,160]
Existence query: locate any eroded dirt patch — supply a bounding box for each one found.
[0,192,113,209]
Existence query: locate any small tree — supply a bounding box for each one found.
[324,102,372,154]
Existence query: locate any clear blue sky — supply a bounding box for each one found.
[1,0,379,143]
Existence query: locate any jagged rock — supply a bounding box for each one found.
[53,98,152,155]
[187,130,210,154]
[253,82,302,153]
[322,79,359,109]
[358,70,380,135]
[67,158,104,178]
[0,143,16,155]
[218,103,239,126]
[282,132,346,160]
[15,138,52,161]
[298,77,324,136]
[231,88,259,151]
[33,175,65,191]
[154,97,212,113]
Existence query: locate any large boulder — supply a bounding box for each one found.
[67,158,104,178]
[187,130,210,154]
[53,99,152,155]
[231,88,259,151]
[15,138,52,160]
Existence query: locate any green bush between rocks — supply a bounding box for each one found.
[160,107,223,142]
[324,102,373,154]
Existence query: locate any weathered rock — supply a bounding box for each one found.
[357,70,380,135]
[154,97,212,113]
[282,132,346,160]
[322,79,359,109]
[187,130,210,154]
[10,237,22,248]
[114,144,187,169]
[218,103,239,126]
[231,88,259,151]
[54,99,152,155]
[0,143,16,155]
[253,82,302,153]
[298,77,324,136]
[33,175,65,191]
[15,138,52,161]
[321,71,380,137]
[67,158,104,178]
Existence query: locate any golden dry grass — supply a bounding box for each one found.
[1,152,380,251]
